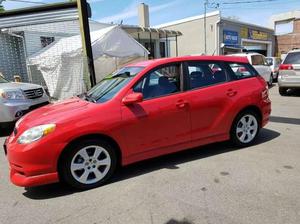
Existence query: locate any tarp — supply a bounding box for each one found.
[28,25,149,99]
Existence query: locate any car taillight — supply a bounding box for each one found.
[279,64,293,70]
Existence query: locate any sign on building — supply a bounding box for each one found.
[223,30,239,45]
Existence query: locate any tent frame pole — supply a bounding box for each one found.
[77,0,96,87]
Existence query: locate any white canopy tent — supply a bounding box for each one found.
[28,25,149,99]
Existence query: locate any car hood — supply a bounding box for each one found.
[17,97,91,129]
[0,82,43,91]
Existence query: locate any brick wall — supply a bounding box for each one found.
[276,19,300,56]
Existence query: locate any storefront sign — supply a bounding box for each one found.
[240,27,248,39]
[223,30,239,45]
[248,29,268,41]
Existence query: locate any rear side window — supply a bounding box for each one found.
[251,55,264,65]
[227,63,256,80]
[186,62,227,90]
[284,52,300,64]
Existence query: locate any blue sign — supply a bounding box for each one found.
[223,30,239,45]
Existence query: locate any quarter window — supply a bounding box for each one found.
[228,63,256,79]
[133,64,181,99]
[187,62,227,90]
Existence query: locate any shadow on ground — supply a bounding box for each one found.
[270,116,300,125]
[22,128,280,200]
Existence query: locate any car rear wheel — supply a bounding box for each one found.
[230,111,260,147]
[60,139,117,190]
[279,87,288,96]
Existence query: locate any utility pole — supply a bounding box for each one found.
[76,0,96,87]
[204,0,208,55]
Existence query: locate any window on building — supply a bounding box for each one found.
[187,62,227,90]
[133,64,181,99]
[40,36,55,48]
[160,42,166,58]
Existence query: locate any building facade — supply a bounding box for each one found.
[156,11,275,57]
[270,11,300,58]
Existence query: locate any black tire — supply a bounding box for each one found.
[59,139,117,190]
[279,87,288,96]
[230,110,261,147]
[268,74,273,87]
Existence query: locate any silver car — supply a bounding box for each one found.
[0,76,49,129]
[278,49,300,96]
[266,57,281,81]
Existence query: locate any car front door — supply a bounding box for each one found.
[121,63,191,158]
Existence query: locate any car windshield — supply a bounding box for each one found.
[284,52,300,64]
[0,76,9,83]
[84,66,144,103]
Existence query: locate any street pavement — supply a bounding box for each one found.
[0,85,299,224]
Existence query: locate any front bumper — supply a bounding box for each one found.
[0,96,49,123]
[4,134,65,187]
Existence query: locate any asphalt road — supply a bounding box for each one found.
[0,85,299,224]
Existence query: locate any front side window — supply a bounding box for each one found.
[133,64,181,100]
[0,75,9,83]
[40,36,55,48]
[228,63,256,79]
[187,62,227,90]
[85,66,144,103]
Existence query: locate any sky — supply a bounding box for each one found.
[1,0,300,28]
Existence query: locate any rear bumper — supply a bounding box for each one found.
[261,100,271,128]
[278,77,300,88]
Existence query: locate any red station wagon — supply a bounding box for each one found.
[4,56,271,189]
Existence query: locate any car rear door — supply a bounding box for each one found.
[182,61,235,142]
[121,63,191,156]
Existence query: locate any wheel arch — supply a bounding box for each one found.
[233,105,263,128]
[57,133,122,178]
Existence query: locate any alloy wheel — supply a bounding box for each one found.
[70,145,111,185]
[236,114,258,144]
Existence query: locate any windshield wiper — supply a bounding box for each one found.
[85,95,97,103]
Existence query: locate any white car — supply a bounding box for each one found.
[0,76,49,130]
[228,53,273,86]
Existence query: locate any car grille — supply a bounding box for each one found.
[23,88,44,99]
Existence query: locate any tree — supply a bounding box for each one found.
[0,5,4,13]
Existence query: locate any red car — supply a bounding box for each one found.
[4,56,271,189]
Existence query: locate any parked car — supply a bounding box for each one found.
[266,57,281,81]
[4,56,271,189]
[0,76,49,130]
[278,49,300,96]
[229,53,273,86]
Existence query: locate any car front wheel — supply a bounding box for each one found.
[230,111,260,147]
[60,139,117,190]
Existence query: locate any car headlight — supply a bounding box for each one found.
[0,89,25,100]
[18,124,56,144]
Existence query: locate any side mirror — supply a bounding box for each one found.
[122,92,143,105]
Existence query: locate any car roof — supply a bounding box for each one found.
[287,49,300,53]
[128,55,249,67]
[229,52,263,57]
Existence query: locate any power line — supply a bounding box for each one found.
[5,0,46,4]
[221,0,282,5]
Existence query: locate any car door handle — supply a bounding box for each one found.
[176,100,188,109]
[227,89,237,97]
